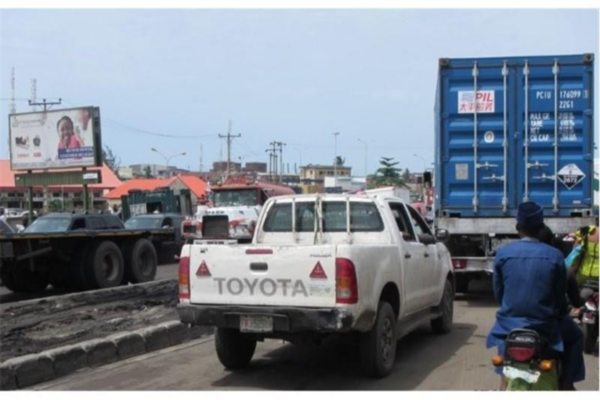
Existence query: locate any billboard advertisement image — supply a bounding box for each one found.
[9,107,102,171]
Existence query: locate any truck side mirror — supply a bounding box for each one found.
[435,229,449,241]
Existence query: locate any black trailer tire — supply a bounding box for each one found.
[1,262,50,293]
[455,275,469,294]
[583,323,597,354]
[359,301,397,378]
[431,279,454,334]
[215,328,257,370]
[125,239,158,284]
[84,241,125,289]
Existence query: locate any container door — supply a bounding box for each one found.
[516,59,594,215]
[441,62,517,217]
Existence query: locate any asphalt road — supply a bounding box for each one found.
[32,279,599,391]
[0,263,179,304]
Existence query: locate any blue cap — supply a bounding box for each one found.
[517,201,544,230]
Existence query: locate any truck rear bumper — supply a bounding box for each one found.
[177,303,354,333]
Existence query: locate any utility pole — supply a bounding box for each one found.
[275,141,286,183]
[29,98,62,214]
[218,120,241,179]
[266,142,278,182]
[9,68,16,114]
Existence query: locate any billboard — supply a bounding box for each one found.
[9,107,102,171]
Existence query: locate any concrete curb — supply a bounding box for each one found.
[0,321,211,390]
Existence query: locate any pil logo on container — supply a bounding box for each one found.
[458,91,495,114]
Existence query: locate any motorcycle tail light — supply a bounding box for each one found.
[492,356,504,366]
[507,347,536,362]
[539,360,553,371]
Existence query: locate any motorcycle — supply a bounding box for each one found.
[580,280,599,354]
[492,329,560,391]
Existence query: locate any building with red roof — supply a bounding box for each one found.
[0,159,122,211]
[104,175,207,205]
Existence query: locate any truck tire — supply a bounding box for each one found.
[1,263,50,293]
[215,328,257,370]
[582,323,597,354]
[124,239,158,284]
[431,279,454,334]
[359,301,397,378]
[84,241,125,289]
[455,275,469,294]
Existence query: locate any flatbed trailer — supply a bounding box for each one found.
[0,228,173,293]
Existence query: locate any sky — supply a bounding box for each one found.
[0,8,598,176]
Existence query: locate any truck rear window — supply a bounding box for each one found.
[263,201,384,232]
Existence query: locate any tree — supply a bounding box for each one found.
[143,165,153,179]
[373,157,408,188]
[102,145,121,174]
[334,156,346,167]
[402,168,410,182]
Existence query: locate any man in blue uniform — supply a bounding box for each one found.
[487,201,585,390]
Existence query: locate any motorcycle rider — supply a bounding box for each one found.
[487,202,585,390]
[571,217,599,304]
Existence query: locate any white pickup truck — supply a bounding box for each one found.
[177,194,454,377]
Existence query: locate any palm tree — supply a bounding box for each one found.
[334,156,346,166]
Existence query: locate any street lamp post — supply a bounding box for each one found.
[333,132,340,186]
[151,148,186,177]
[413,153,427,172]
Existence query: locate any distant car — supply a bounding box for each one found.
[25,213,125,233]
[5,208,25,217]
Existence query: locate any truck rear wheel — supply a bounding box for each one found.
[85,241,124,289]
[124,239,158,284]
[1,263,50,293]
[359,301,397,378]
[215,328,257,369]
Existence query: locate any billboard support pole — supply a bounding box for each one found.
[27,170,33,224]
[83,167,89,212]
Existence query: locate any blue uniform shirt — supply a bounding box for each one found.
[486,238,568,352]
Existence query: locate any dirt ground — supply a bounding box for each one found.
[0,280,183,362]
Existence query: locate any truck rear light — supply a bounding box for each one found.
[336,258,358,304]
[452,259,467,270]
[507,347,535,362]
[179,256,190,300]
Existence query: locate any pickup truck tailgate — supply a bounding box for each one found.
[188,245,337,307]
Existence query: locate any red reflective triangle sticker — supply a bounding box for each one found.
[196,260,211,277]
[310,261,327,279]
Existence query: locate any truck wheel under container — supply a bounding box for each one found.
[84,241,125,289]
[124,239,158,284]
[215,328,257,369]
[0,261,50,293]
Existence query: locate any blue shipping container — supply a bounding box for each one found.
[435,54,595,218]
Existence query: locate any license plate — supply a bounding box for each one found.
[240,315,273,333]
[503,366,541,384]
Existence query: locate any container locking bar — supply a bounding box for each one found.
[523,62,530,202]
[552,60,560,212]
[472,62,479,213]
